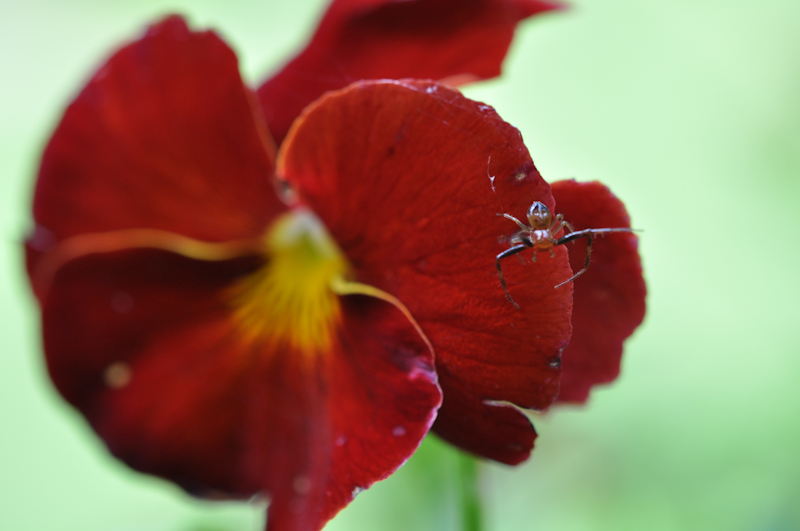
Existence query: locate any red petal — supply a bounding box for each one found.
[550,180,646,403]
[41,249,260,415]
[42,249,441,531]
[257,0,561,144]
[431,371,537,465]
[28,16,280,269]
[278,80,573,463]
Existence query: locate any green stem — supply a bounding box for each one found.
[456,453,483,531]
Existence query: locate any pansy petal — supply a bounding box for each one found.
[278,80,573,463]
[41,249,441,531]
[432,370,537,465]
[550,180,646,403]
[28,16,280,268]
[41,250,263,492]
[257,0,561,144]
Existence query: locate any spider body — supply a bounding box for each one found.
[496,201,634,309]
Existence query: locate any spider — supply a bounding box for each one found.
[496,201,634,309]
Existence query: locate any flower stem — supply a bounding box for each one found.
[456,453,483,531]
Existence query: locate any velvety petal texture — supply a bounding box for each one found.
[550,180,646,403]
[41,250,441,531]
[28,16,281,272]
[28,17,443,531]
[278,80,573,464]
[27,8,647,531]
[258,0,561,144]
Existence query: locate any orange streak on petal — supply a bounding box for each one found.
[330,277,435,360]
[32,229,264,301]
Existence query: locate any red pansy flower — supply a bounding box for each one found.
[26,2,644,531]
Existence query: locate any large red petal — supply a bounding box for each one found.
[278,80,572,464]
[28,16,280,270]
[41,249,441,531]
[257,0,560,144]
[550,180,646,403]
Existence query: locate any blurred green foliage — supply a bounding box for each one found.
[1,0,798,530]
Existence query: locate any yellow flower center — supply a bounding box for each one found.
[228,208,349,355]
[32,208,433,363]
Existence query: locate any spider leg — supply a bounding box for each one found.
[550,217,574,236]
[553,232,594,289]
[498,237,527,266]
[556,227,633,245]
[553,227,634,288]
[497,213,530,232]
[496,243,529,309]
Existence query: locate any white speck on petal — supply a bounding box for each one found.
[27,226,56,252]
[351,486,365,500]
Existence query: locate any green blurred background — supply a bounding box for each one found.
[2,0,799,529]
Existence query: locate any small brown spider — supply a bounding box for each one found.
[496,201,635,309]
